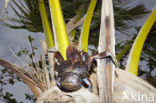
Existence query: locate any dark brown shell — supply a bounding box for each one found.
[60,72,82,91]
[54,45,92,91]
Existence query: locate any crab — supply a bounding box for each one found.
[52,45,118,92]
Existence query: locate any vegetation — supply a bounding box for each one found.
[0,0,155,102]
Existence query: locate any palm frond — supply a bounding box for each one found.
[4,0,42,32]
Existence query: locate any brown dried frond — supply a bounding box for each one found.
[0,59,47,91]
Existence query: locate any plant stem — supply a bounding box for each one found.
[79,0,97,52]
[126,8,156,75]
[39,0,54,49]
[97,0,115,103]
[49,0,69,59]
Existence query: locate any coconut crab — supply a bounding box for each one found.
[51,45,118,92]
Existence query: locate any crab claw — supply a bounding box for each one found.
[48,51,64,65]
[54,52,64,64]
[82,78,92,92]
[56,77,61,87]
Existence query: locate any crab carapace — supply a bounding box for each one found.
[52,45,118,92]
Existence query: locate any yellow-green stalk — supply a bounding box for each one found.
[79,0,97,52]
[49,0,69,59]
[39,0,54,49]
[126,8,156,75]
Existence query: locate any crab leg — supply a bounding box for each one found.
[91,51,119,66]
[82,78,92,91]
